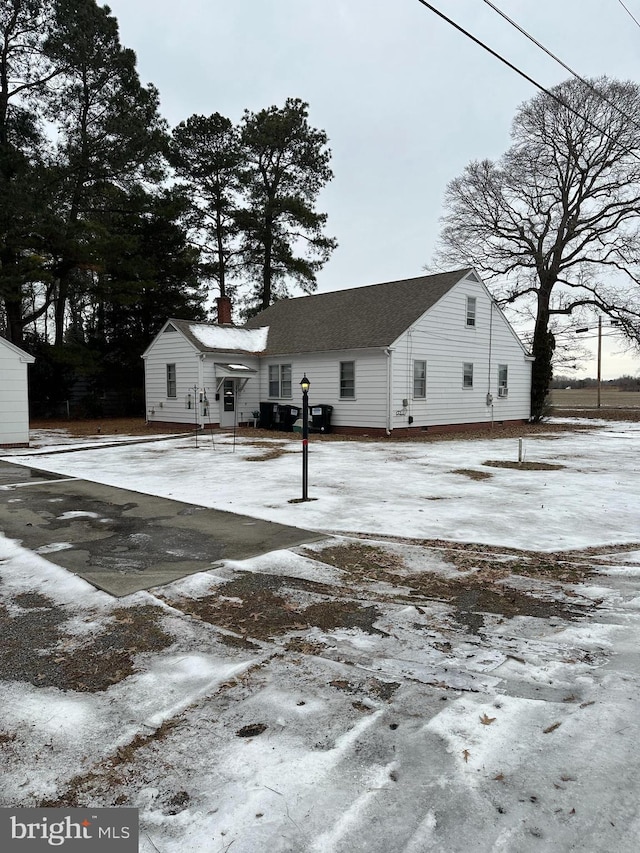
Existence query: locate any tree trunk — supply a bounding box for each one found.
[261,217,273,310]
[530,285,555,421]
[215,205,227,299]
[3,293,25,346]
[53,264,72,347]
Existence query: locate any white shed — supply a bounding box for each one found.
[143,269,533,435]
[0,336,35,447]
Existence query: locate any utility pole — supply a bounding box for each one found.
[597,316,602,409]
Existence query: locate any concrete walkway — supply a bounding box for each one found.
[0,460,323,596]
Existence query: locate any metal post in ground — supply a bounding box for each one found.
[300,374,310,500]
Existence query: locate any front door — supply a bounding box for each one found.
[220,379,236,427]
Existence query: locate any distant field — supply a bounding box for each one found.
[550,387,640,409]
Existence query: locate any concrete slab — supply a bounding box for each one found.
[0,459,65,486]
[0,461,323,596]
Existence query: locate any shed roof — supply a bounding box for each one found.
[244,268,472,354]
[0,335,35,363]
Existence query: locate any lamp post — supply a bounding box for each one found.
[300,374,310,500]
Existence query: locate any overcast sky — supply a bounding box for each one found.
[105,0,640,378]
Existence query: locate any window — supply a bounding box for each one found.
[340,361,355,398]
[466,296,476,327]
[268,365,279,397]
[463,362,474,388]
[268,364,292,397]
[281,364,292,398]
[413,360,426,398]
[166,364,176,398]
[498,364,508,396]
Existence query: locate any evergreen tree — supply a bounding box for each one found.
[0,0,58,345]
[170,113,243,309]
[46,0,168,346]
[238,98,336,314]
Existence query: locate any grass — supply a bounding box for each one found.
[549,388,640,410]
[451,468,493,480]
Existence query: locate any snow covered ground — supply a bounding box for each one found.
[1,419,639,852]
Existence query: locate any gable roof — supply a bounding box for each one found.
[244,268,472,354]
[0,336,35,363]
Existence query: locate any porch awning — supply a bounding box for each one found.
[214,363,257,378]
[214,362,257,394]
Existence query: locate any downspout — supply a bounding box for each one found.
[487,301,494,427]
[198,354,205,428]
[142,354,150,422]
[385,348,393,435]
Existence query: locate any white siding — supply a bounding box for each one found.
[390,277,531,428]
[143,274,531,433]
[143,327,201,424]
[143,327,262,426]
[0,339,33,445]
[257,349,390,429]
[202,355,260,425]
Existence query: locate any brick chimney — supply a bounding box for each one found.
[216,296,232,325]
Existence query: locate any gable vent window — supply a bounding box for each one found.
[466,296,476,327]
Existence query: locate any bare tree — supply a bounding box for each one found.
[432,76,640,420]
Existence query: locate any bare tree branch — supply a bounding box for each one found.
[432,76,640,419]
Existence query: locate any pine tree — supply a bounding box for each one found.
[170,113,243,307]
[238,98,336,314]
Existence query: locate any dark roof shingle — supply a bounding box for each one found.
[244,268,471,354]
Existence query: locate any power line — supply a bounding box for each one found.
[482,0,640,134]
[414,0,640,164]
[616,0,640,30]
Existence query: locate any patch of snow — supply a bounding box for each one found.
[57,510,100,520]
[35,542,73,555]
[189,323,268,352]
[1,417,640,851]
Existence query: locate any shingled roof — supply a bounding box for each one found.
[243,268,472,355]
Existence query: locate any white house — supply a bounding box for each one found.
[0,336,35,447]
[143,269,533,435]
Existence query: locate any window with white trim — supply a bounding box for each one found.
[466,296,476,327]
[268,364,292,397]
[498,364,508,396]
[463,362,474,388]
[166,364,176,397]
[340,361,355,398]
[413,360,426,398]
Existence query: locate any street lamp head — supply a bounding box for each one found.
[300,374,310,394]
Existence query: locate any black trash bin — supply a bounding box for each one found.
[259,402,278,429]
[277,405,300,432]
[310,404,333,433]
